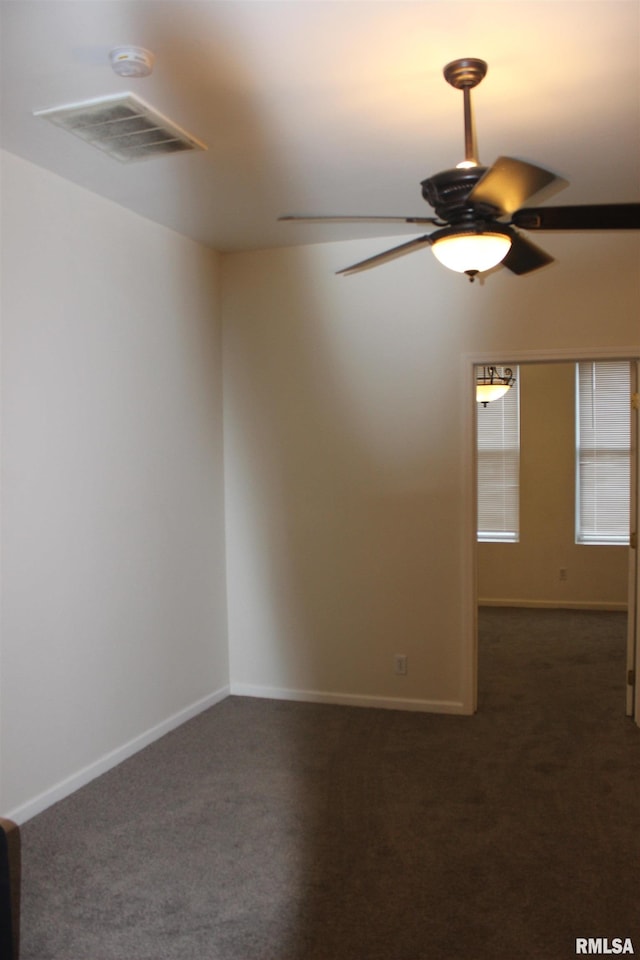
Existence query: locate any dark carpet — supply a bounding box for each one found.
[19,609,640,959]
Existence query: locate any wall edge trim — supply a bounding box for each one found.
[229,683,468,715]
[478,599,627,611]
[4,685,230,824]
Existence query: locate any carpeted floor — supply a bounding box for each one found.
[18,609,640,960]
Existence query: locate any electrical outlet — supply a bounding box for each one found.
[559,567,568,581]
[394,654,408,676]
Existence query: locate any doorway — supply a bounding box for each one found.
[463,349,639,724]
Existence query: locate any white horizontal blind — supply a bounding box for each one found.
[477,368,519,542]
[576,361,630,545]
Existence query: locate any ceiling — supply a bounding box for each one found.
[1,1,639,253]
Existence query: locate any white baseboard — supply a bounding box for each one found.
[7,685,230,824]
[230,682,468,715]
[478,598,627,612]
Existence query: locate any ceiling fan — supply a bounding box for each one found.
[279,58,640,281]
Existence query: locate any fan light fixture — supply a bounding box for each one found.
[431,227,512,279]
[280,56,640,280]
[476,366,515,406]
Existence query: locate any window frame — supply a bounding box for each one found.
[476,365,520,544]
[575,360,631,547]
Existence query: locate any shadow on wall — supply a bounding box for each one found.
[223,240,480,710]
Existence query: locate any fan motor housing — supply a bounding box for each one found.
[421,166,494,224]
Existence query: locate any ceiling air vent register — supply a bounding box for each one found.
[34,93,207,163]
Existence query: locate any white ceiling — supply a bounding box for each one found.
[1,0,639,253]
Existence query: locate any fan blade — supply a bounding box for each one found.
[512,203,640,230]
[337,235,433,275]
[469,157,567,215]
[279,215,439,225]
[502,232,554,275]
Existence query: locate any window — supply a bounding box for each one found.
[477,366,519,542]
[576,361,630,545]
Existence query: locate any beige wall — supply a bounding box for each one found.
[222,234,639,714]
[1,151,229,819]
[478,363,628,608]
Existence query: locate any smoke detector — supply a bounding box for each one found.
[109,46,155,78]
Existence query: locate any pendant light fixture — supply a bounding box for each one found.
[429,62,512,280]
[476,366,515,406]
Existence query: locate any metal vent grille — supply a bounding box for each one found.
[34,93,207,163]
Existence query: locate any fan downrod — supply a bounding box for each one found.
[443,58,488,89]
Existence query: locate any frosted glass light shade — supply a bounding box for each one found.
[476,382,511,404]
[431,231,512,274]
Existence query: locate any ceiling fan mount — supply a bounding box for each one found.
[442,57,488,91]
[279,58,640,279]
[420,166,488,225]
